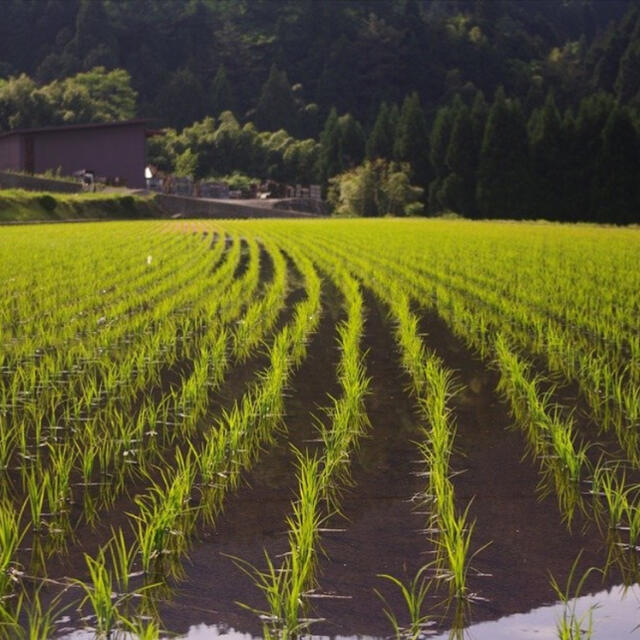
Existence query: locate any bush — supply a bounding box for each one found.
[120,195,136,212]
[37,194,57,212]
[329,159,423,217]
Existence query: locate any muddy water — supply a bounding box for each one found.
[151,582,640,640]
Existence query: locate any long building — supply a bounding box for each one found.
[0,120,154,189]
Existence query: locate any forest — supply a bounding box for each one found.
[1,0,639,222]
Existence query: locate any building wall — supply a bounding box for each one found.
[0,136,23,172]
[32,124,146,188]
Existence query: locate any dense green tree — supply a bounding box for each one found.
[596,106,640,223]
[476,87,531,219]
[338,113,365,168]
[210,65,236,117]
[74,0,117,70]
[427,104,455,212]
[254,64,298,133]
[444,105,478,217]
[155,68,206,130]
[329,159,422,217]
[528,90,564,218]
[366,102,395,160]
[318,107,343,186]
[567,91,616,220]
[615,26,640,103]
[394,92,430,186]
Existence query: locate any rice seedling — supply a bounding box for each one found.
[375,565,433,640]
[549,553,600,640]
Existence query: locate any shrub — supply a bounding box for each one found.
[37,194,57,212]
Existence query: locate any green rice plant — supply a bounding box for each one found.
[12,589,63,640]
[0,500,25,598]
[25,469,48,535]
[375,565,433,640]
[549,553,600,640]
[74,549,121,637]
[108,527,139,594]
[120,616,161,640]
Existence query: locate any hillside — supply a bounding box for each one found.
[1,0,639,222]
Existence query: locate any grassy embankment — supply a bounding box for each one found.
[0,188,160,222]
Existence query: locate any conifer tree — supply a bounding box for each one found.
[339,113,365,168]
[597,106,640,223]
[528,90,564,218]
[366,102,394,159]
[210,65,236,116]
[255,64,298,133]
[476,87,531,219]
[318,107,343,186]
[394,92,430,186]
[445,105,478,217]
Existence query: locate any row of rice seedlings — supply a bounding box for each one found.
[1,227,216,409]
[91,244,320,618]
[494,334,589,525]
[587,462,640,580]
[305,229,594,528]
[235,258,369,638]
[305,223,639,463]
[231,240,288,362]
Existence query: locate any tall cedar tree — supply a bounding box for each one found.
[528,90,565,219]
[597,106,640,223]
[476,87,531,219]
[318,107,343,186]
[445,105,478,217]
[393,92,430,187]
[255,64,298,134]
[210,65,236,116]
[366,102,394,160]
[339,114,365,168]
[570,92,615,220]
[427,104,455,212]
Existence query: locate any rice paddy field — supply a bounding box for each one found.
[1,218,639,640]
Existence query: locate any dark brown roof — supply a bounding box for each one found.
[0,119,153,139]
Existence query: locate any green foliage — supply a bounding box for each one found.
[174,148,199,178]
[366,102,395,160]
[0,67,136,130]
[393,92,430,186]
[318,107,343,185]
[255,64,299,134]
[329,159,423,217]
[476,88,532,219]
[37,194,57,212]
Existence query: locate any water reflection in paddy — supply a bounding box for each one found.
[154,583,639,640]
